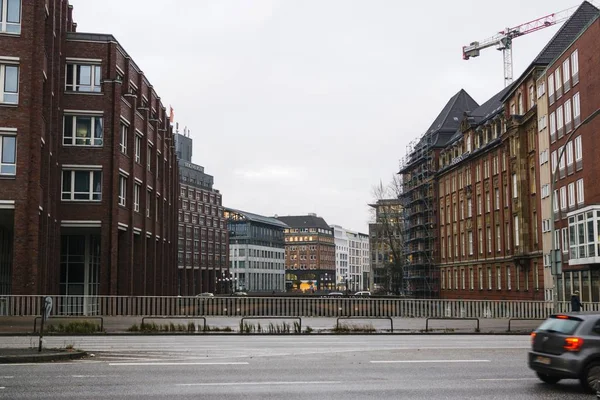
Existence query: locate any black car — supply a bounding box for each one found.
[528,313,600,392]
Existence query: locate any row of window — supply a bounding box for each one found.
[441,265,540,291]
[549,93,581,143]
[181,186,220,205]
[547,50,579,105]
[551,178,585,212]
[441,216,522,259]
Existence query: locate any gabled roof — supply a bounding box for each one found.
[226,208,289,228]
[275,215,331,230]
[502,1,599,101]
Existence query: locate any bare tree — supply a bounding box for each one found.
[369,176,406,295]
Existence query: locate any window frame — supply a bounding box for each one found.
[65,63,102,93]
[133,182,140,212]
[0,63,19,104]
[0,131,16,175]
[119,123,128,155]
[118,175,127,206]
[61,169,102,201]
[63,114,104,147]
[0,0,22,34]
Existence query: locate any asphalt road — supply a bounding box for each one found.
[0,335,592,399]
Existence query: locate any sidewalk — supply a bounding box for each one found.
[0,315,543,335]
[0,347,87,363]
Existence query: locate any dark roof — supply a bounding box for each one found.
[275,215,331,230]
[503,1,599,101]
[226,208,289,228]
[425,89,479,138]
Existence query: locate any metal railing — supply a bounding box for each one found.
[0,295,580,318]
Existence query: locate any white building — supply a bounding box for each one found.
[226,209,287,292]
[332,225,370,291]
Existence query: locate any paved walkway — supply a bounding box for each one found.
[0,316,543,334]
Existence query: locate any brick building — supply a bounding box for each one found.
[435,1,597,300]
[398,90,479,298]
[175,131,228,295]
[543,11,600,302]
[276,214,335,292]
[0,1,179,303]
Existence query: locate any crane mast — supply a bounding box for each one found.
[462,6,578,87]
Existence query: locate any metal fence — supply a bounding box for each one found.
[0,295,588,318]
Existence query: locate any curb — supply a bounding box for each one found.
[0,331,532,337]
[0,350,87,364]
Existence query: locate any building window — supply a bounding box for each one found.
[488,267,492,290]
[146,189,152,218]
[563,59,571,92]
[529,85,535,109]
[577,178,584,205]
[573,92,581,126]
[477,194,482,215]
[564,99,572,132]
[555,68,562,98]
[556,105,564,137]
[512,174,517,198]
[461,269,466,290]
[0,63,18,104]
[118,175,127,206]
[147,145,152,171]
[0,0,21,34]
[468,231,473,255]
[497,267,502,290]
[507,267,512,290]
[469,268,474,290]
[560,186,567,211]
[568,182,575,208]
[514,216,519,247]
[479,268,483,290]
[120,124,128,155]
[63,115,103,146]
[496,225,501,252]
[467,198,472,218]
[61,170,102,201]
[133,183,140,212]
[0,132,16,175]
[478,229,483,255]
[134,134,141,163]
[65,64,101,92]
[485,191,490,213]
[571,50,579,84]
[566,140,573,167]
[441,269,445,289]
[549,112,556,142]
[574,135,582,163]
[548,73,555,104]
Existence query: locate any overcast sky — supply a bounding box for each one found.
[71,0,587,233]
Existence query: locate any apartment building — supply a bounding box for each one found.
[0,1,180,304]
[175,131,228,295]
[543,12,600,302]
[276,214,335,292]
[226,208,287,293]
[332,225,370,292]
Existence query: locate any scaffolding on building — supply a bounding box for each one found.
[398,133,438,298]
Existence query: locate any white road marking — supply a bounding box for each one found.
[177,380,342,387]
[0,376,13,379]
[477,378,538,381]
[370,360,490,364]
[109,361,250,366]
[72,375,109,378]
[0,387,5,389]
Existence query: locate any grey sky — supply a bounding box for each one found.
[71,0,582,233]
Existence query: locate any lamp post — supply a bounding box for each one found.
[550,108,600,311]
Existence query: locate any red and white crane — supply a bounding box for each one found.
[462,5,579,87]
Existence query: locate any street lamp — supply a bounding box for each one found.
[550,108,600,311]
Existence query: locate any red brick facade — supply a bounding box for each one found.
[0,1,178,296]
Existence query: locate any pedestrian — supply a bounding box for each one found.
[571,290,583,312]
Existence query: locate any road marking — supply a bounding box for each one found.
[477,378,538,381]
[109,362,249,366]
[0,376,13,379]
[0,387,5,389]
[72,375,109,378]
[176,380,342,387]
[370,360,490,364]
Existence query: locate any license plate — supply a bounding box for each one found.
[535,356,551,365]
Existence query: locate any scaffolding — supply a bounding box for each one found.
[398,133,438,298]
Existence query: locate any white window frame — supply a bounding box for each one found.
[0,131,16,175]
[507,267,512,290]
[555,67,562,96]
[556,105,564,135]
[549,112,556,141]
[514,216,520,247]
[468,231,473,255]
[560,186,567,211]
[61,169,102,201]
[553,190,559,212]
[577,178,584,205]
[118,175,127,206]
[147,144,152,171]
[564,99,572,132]
[573,92,581,124]
[566,141,573,167]
[568,182,575,208]
[0,0,21,34]
[571,50,579,84]
[63,114,104,146]
[487,227,492,254]
[512,173,518,198]
[134,134,142,163]
[537,81,545,98]
[65,63,102,93]
[133,183,140,212]
[0,63,19,104]
[120,123,128,155]
[563,59,570,91]
[497,267,502,290]
[575,135,582,162]
[496,225,501,252]
[548,73,555,104]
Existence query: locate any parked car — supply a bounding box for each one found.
[232,291,248,296]
[196,292,214,297]
[528,312,600,392]
[354,291,371,297]
[327,292,344,297]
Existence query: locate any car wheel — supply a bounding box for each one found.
[581,362,600,393]
[536,372,561,384]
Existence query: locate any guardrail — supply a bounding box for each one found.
[425,317,480,332]
[336,316,393,332]
[33,316,104,333]
[239,316,302,334]
[507,318,545,332]
[141,316,208,332]
[0,295,574,319]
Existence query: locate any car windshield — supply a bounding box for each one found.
[537,317,582,335]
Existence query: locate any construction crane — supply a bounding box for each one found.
[462,5,579,87]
